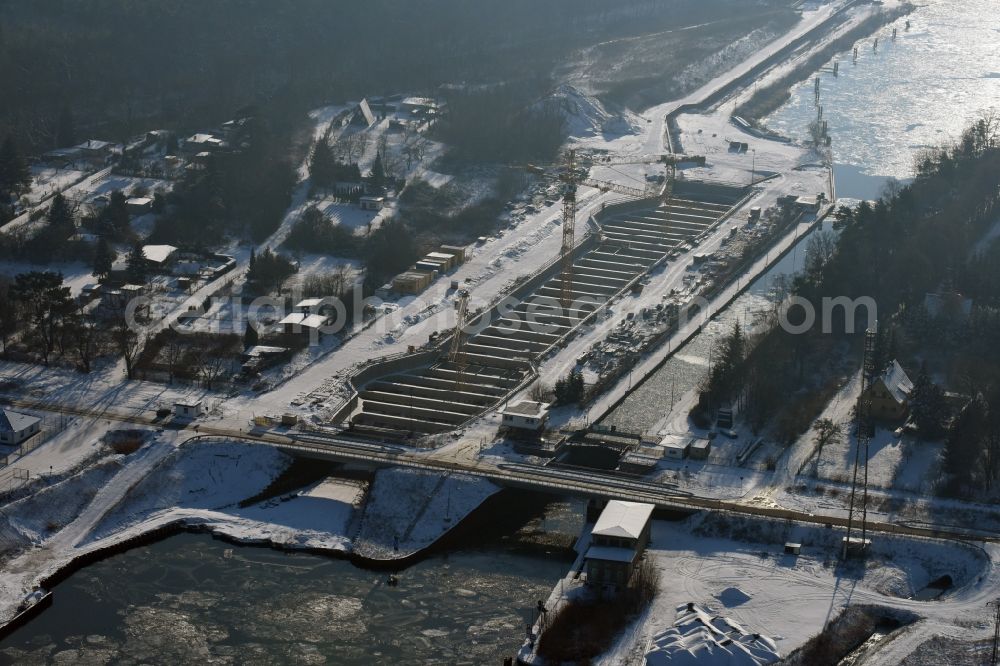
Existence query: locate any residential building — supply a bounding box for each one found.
[75,139,115,163]
[0,409,41,446]
[360,195,385,211]
[864,360,914,421]
[142,244,178,270]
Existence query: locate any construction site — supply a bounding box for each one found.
[335,149,748,438]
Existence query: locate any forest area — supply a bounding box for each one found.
[0,0,794,152]
[694,115,1000,497]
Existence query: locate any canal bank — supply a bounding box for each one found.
[0,459,585,662]
[0,515,580,664]
[0,440,515,638]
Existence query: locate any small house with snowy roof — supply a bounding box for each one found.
[864,360,913,421]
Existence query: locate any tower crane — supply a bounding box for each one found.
[448,289,471,391]
[525,150,705,308]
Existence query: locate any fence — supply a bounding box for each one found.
[0,411,73,469]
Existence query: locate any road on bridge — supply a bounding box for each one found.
[6,396,997,547]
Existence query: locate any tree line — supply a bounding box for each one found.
[696,115,1000,454]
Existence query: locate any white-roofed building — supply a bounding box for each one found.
[293,298,324,314]
[126,197,153,215]
[142,244,178,269]
[585,500,654,590]
[279,312,329,335]
[500,400,549,433]
[0,409,42,446]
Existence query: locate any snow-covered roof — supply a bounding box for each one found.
[279,312,328,330]
[0,409,40,433]
[592,500,654,540]
[502,400,548,418]
[401,97,437,108]
[187,133,223,144]
[75,139,113,151]
[878,360,913,404]
[295,298,324,309]
[357,98,376,127]
[126,197,153,207]
[585,545,638,564]
[142,244,177,264]
[659,433,694,450]
[244,345,288,357]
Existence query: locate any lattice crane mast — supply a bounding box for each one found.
[448,289,471,391]
[525,150,705,308]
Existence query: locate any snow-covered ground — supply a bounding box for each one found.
[642,603,781,666]
[22,167,87,206]
[595,516,992,666]
[352,467,499,560]
[0,432,497,625]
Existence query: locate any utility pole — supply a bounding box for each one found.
[989,598,1000,666]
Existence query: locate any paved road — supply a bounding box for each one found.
[6,396,996,547]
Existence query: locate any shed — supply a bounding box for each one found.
[784,542,802,555]
[174,401,204,418]
[414,260,443,274]
[689,439,711,460]
[360,195,385,211]
[279,312,328,334]
[126,197,153,215]
[425,251,457,270]
[293,298,324,314]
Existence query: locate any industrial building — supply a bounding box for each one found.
[584,500,655,590]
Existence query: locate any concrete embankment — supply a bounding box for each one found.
[588,206,829,427]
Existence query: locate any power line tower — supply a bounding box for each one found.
[448,290,471,391]
[844,326,878,559]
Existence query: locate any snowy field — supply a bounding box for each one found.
[596,515,992,665]
[352,467,499,560]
